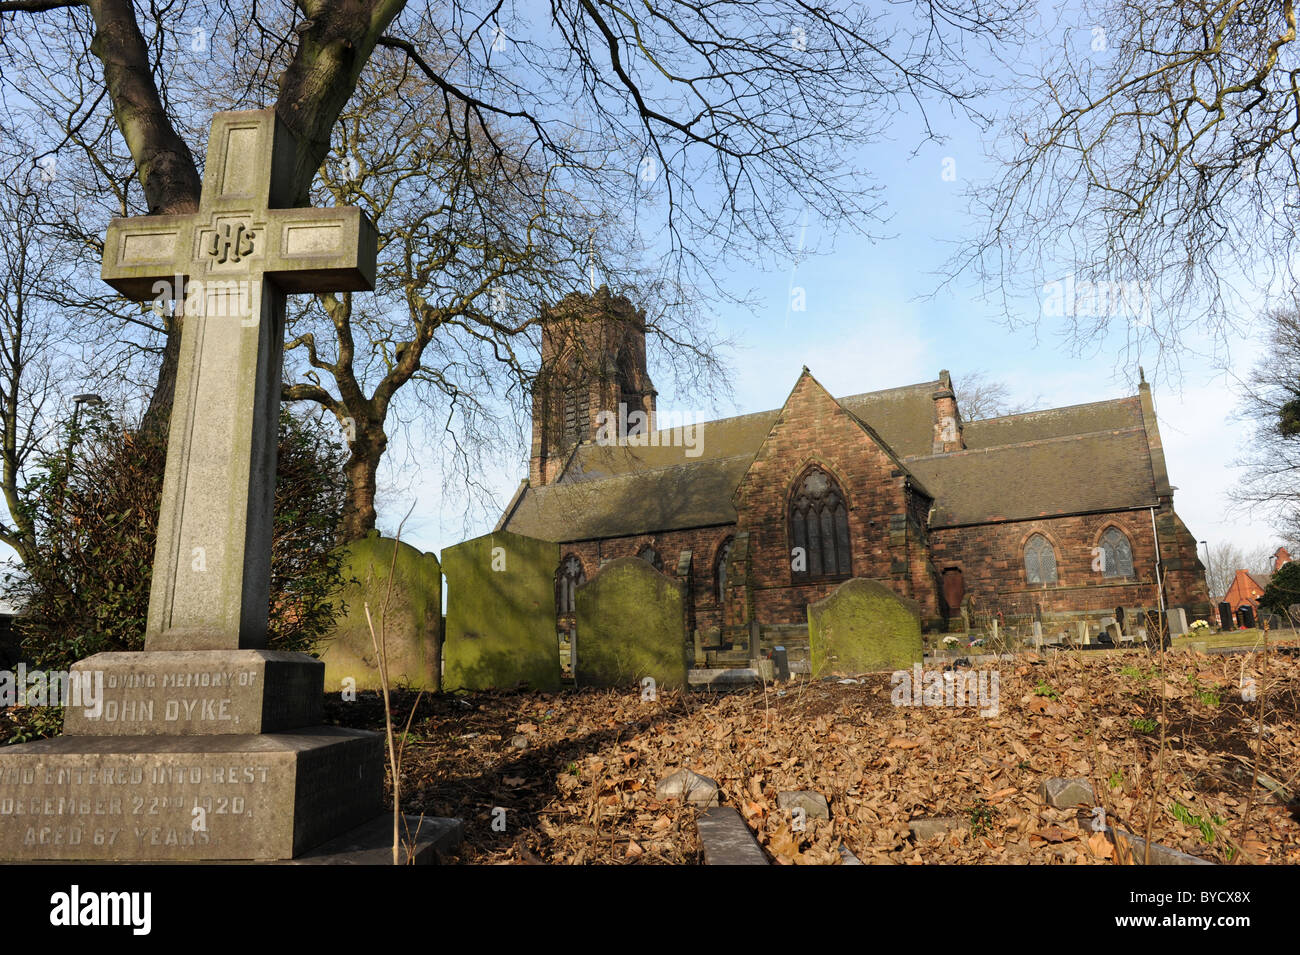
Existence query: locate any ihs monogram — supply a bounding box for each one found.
[208,222,255,264]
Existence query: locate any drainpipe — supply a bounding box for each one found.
[1150,506,1166,634]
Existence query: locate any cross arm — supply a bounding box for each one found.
[101,214,195,300]
[263,206,378,294]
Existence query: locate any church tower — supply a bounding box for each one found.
[530,287,657,485]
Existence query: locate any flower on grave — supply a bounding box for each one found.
[942,635,960,648]
[1190,619,1210,632]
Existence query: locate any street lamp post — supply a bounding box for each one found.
[1199,540,1213,597]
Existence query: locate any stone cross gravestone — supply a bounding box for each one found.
[0,111,389,861]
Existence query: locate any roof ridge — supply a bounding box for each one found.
[905,425,1147,460]
[632,378,943,438]
[965,394,1138,425]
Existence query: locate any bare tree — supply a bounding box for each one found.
[277,43,724,538]
[1,0,1034,535]
[1204,541,1247,600]
[1233,304,1300,535]
[955,1,1300,368]
[0,145,74,564]
[953,368,1042,421]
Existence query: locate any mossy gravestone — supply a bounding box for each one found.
[575,556,687,689]
[808,578,923,677]
[319,532,442,692]
[443,530,560,692]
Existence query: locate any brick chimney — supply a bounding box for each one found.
[1274,547,1291,572]
[932,369,965,454]
[529,287,656,485]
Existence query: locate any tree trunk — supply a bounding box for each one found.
[341,429,386,542]
[141,311,183,437]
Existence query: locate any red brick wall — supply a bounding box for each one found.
[1155,507,1213,618]
[1223,570,1267,624]
[929,511,1157,621]
[928,504,1210,622]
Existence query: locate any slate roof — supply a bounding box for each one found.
[499,377,1165,542]
[908,428,1158,527]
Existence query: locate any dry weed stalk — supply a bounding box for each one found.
[362,501,419,864]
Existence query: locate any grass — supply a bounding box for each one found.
[1033,681,1060,700]
[1187,674,1221,707]
[1120,664,1153,682]
[1169,801,1225,844]
[968,800,996,837]
[1130,716,1159,734]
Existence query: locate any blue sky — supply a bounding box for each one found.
[387,19,1276,565]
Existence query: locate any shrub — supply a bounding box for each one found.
[11,404,347,669]
[1259,561,1300,616]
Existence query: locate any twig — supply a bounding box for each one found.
[1234,625,1270,863]
[1141,622,1170,865]
[363,500,419,865]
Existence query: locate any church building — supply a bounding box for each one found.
[497,289,1212,647]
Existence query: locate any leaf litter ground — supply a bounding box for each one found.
[327,648,1300,865]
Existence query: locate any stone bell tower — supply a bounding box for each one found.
[530,287,657,485]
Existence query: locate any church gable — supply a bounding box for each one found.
[734,368,916,514]
[732,369,932,609]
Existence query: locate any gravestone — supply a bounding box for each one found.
[319,532,442,692]
[807,578,922,676]
[574,556,688,688]
[1237,605,1256,629]
[1218,601,1234,630]
[1167,607,1188,637]
[442,530,560,692]
[0,111,400,861]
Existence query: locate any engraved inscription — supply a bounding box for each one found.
[77,667,259,729]
[0,756,274,855]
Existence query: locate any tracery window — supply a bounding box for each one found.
[1099,527,1134,579]
[789,466,852,582]
[1024,534,1058,585]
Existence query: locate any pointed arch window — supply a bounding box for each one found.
[556,554,586,614]
[1024,534,1058,585]
[637,545,663,572]
[789,466,852,583]
[1099,527,1134,579]
[715,536,734,603]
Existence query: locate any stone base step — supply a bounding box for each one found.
[689,667,763,687]
[287,813,462,865]
[0,726,383,861]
